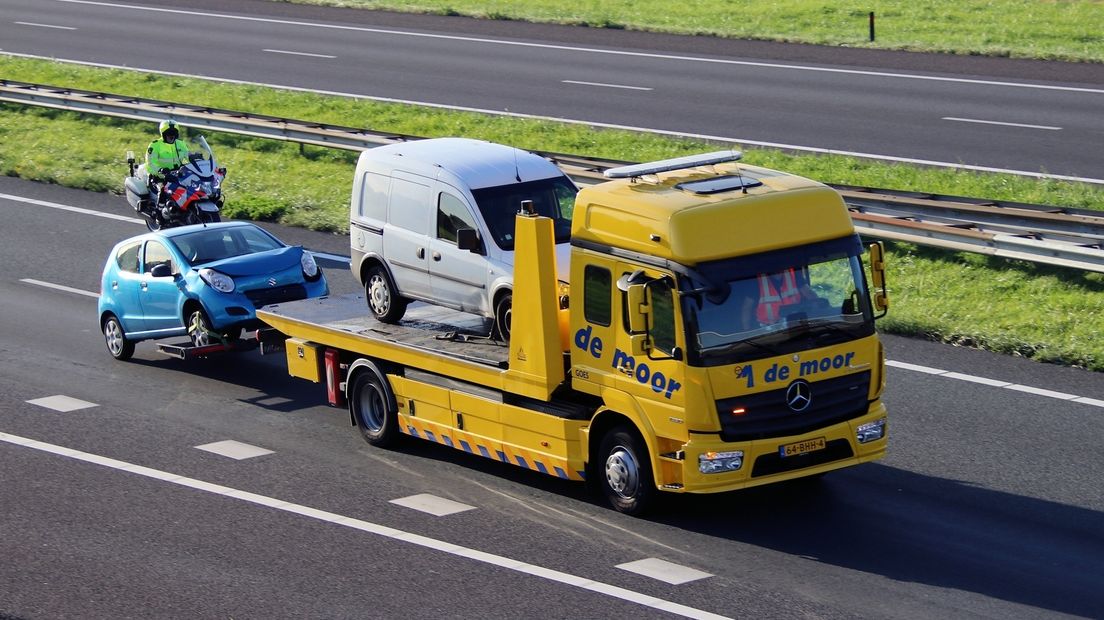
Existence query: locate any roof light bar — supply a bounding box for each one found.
[603,150,743,179]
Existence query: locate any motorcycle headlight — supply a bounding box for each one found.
[301,251,320,280]
[199,268,235,293]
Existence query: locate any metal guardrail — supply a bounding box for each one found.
[3,79,1103,272]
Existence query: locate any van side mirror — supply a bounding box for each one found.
[868,241,889,317]
[456,228,482,253]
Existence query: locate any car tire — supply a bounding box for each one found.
[597,425,656,515]
[492,292,512,341]
[349,368,400,448]
[365,265,407,324]
[187,308,216,347]
[102,314,134,361]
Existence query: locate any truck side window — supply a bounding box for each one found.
[649,278,677,354]
[437,193,477,244]
[116,242,141,274]
[583,265,612,326]
[143,241,175,275]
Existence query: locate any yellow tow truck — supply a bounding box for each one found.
[258,151,890,514]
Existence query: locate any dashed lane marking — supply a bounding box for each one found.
[616,558,714,585]
[887,360,1102,408]
[26,395,98,412]
[195,440,275,460]
[390,493,476,516]
[20,279,99,298]
[0,431,732,620]
[0,192,144,224]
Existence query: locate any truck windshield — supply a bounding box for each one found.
[682,235,875,366]
[471,176,577,251]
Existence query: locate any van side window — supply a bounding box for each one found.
[143,241,175,275]
[437,193,477,244]
[115,242,141,274]
[649,278,677,354]
[359,171,390,221]
[388,176,432,235]
[583,265,612,327]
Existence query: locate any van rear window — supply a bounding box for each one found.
[472,177,577,251]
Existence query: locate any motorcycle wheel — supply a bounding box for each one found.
[145,214,163,232]
[200,211,221,224]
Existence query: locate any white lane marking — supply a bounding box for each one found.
[390,493,476,516]
[20,278,99,298]
[887,360,1101,407]
[308,251,351,264]
[616,558,713,585]
[562,80,653,91]
[195,440,275,460]
[263,49,336,59]
[942,117,1062,131]
[10,52,1101,186]
[53,0,1104,95]
[0,191,144,224]
[0,431,731,620]
[15,21,77,30]
[26,395,98,412]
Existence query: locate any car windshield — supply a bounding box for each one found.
[471,176,577,251]
[170,226,284,265]
[683,235,875,366]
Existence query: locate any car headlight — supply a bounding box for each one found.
[199,268,235,293]
[699,450,744,474]
[301,251,320,279]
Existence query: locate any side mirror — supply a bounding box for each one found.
[456,228,482,253]
[625,283,649,335]
[150,263,173,278]
[868,241,889,316]
[126,150,135,165]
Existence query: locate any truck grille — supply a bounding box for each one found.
[716,371,870,442]
[245,283,307,308]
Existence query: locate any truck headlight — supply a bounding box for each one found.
[856,418,886,443]
[699,450,743,474]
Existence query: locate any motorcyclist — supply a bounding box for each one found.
[145,120,190,219]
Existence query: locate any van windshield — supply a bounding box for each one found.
[471,176,577,251]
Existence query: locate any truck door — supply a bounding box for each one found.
[384,172,432,301]
[428,186,489,314]
[611,263,687,408]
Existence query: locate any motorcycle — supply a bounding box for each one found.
[124,135,226,231]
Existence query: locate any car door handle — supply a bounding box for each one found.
[416,248,425,259]
[111,281,119,290]
[432,252,441,261]
[140,282,148,291]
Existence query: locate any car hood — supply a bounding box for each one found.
[195,246,303,276]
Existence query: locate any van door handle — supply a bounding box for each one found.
[432,252,441,261]
[416,248,425,259]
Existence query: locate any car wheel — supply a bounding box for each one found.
[187,308,216,347]
[102,314,134,361]
[365,265,407,323]
[349,368,399,448]
[597,425,656,515]
[492,292,512,341]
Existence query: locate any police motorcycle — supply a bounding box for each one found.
[124,135,225,231]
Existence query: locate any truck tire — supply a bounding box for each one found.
[492,292,512,341]
[597,425,656,515]
[102,314,135,361]
[365,265,407,324]
[349,368,399,448]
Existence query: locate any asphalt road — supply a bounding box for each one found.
[2,176,1103,619]
[2,0,1103,181]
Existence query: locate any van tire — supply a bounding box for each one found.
[365,265,407,323]
[492,292,512,341]
[597,425,656,515]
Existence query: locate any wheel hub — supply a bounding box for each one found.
[605,447,639,498]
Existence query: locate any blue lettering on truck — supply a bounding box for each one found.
[737,352,856,388]
[574,326,682,399]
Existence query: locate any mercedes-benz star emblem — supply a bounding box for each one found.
[785,380,812,412]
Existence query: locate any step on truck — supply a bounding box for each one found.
[257,150,891,514]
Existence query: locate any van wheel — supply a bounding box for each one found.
[349,369,399,448]
[365,265,407,323]
[492,292,512,341]
[102,314,134,361]
[597,425,656,515]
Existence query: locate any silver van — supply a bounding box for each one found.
[349,138,577,339]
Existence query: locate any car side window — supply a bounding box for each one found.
[116,242,141,274]
[143,241,175,275]
[437,193,477,244]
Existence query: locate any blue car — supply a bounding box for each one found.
[98,221,328,360]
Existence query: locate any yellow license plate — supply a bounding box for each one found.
[779,437,826,458]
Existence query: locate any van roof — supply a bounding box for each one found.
[359,138,565,190]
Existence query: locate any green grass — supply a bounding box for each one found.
[1,56,1102,370]
[290,0,1104,62]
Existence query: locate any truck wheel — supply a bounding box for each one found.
[492,292,512,341]
[597,426,656,515]
[349,369,399,448]
[102,314,134,361]
[365,265,407,324]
